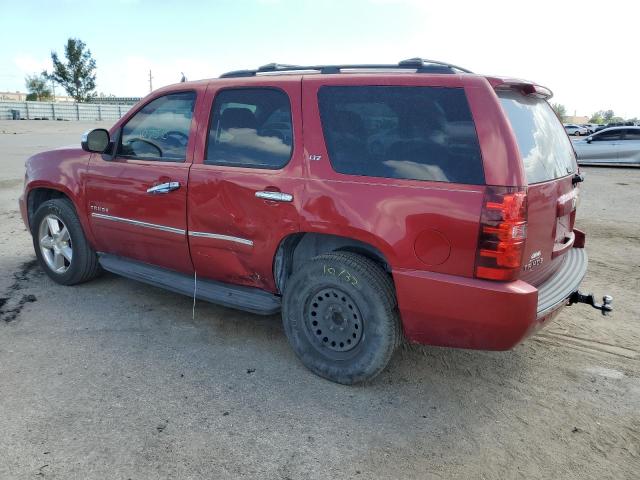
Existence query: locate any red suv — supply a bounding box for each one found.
[19,58,611,384]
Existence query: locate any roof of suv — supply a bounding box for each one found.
[219,58,473,78]
[151,58,553,102]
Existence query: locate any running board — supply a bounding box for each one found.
[98,254,281,315]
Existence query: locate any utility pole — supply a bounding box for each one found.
[148,70,153,93]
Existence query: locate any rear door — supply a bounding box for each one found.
[187,78,304,291]
[498,91,579,285]
[86,90,203,274]
[618,128,640,164]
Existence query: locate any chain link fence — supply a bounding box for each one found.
[0,101,134,121]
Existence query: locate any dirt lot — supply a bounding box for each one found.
[1,120,639,479]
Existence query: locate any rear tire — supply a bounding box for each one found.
[31,198,101,285]
[282,252,400,384]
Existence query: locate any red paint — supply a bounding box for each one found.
[414,229,451,266]
[187,77,304,290]
[19,69,587,352]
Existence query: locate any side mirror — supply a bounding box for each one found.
[586,136,593,143]
[81,128,110,153]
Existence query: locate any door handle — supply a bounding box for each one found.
[147,181,180,194]
[255,191,293,202]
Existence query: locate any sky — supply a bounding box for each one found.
[1,0,639,119]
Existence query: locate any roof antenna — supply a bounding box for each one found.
[180,72,187,83]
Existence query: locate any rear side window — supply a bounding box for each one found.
[498,91,576,184]
[317,86,484,184]
[623,129,640,140]
[206,88,293,169]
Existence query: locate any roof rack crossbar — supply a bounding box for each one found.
[219,58,473,78]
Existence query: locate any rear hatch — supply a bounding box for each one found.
[498,90,579,286]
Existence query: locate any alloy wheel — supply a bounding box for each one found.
[38,214,73,274]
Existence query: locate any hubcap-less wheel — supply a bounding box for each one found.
[38,214,73,274]
[304,287,363,353]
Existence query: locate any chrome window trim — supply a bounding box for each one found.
[188,231,254,246]
[91,213,186,235]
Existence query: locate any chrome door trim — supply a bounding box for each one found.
[188,231,254,246]
[91,213,185,235]
[255,191,293,202]
[147,181,181,194]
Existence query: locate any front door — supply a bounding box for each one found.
[86,90,202,274]
[583,129,622,163]
[187,79,304,291]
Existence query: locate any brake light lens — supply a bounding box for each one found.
[475,186,528,281]
[491,78,554,99]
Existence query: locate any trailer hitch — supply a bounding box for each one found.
[569,291,613,316]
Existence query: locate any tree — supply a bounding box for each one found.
[589,111,604,124]
[44,38,97,102]
[25,74,53,101]
[603,110,615,122]
[551,103,567,121]
[589,109,617,124]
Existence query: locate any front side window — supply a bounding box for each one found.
[206,88,293,169]
[118,92,196,162]
[317,86,484,184]
[593,130,622,142]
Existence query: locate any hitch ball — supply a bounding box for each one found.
[569,291,613,316]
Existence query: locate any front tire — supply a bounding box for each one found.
[31,198,101,285]
[282,252,400,384]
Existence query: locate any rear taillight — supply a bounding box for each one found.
[475,186,528,281]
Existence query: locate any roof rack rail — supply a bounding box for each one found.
[219,58,473,78]
[398,57,474,74]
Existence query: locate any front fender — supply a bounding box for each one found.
[23,148,96,247]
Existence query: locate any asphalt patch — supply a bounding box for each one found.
[0,259,40,323]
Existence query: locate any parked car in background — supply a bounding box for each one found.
[581,124,599,134]
[564,124,588,136]
[574,126,640,165]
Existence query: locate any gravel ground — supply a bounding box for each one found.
[1,120,639,479]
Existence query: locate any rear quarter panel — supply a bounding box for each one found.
[300,74,523,277]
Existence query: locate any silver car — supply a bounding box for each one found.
[573,126,640,165]
[564,124,588,136]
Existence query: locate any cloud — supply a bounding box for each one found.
[13,54,50,76]
[96,55,222,97]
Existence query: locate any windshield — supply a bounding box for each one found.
[498,91,576,184]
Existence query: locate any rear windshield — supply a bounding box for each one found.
[318,86,484,184]
[498,91,576,184]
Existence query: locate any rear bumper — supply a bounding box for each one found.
[394,247,588,350]
[536,249,587,318]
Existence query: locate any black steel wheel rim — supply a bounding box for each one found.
[303,287,364,353]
